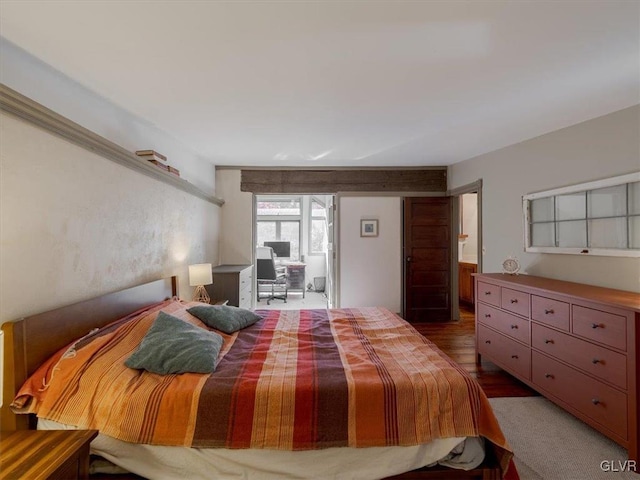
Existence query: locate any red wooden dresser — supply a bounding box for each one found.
[474,273,640,463]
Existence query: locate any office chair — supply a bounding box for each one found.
[256,246,288,304]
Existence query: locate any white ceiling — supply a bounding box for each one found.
[0,1,638,167]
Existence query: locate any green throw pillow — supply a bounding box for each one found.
[125,311,223,375]
[187,305,261,334]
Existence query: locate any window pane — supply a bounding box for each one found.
[257,221,276,246]
[588,218,627,249]
[311,199,326,218]
[311,218,327,253]
[531,223,555,247]
[530,198,554,222]
[280,221,300,260]
[556,193,586,221]
[524,174,639,255]
[588,185,626,218]
[630,216,640,249]
[256,199,301,216]
[629,182,640,215]
[557,220,586,247]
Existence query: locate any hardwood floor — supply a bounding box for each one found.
[413,305,537,398]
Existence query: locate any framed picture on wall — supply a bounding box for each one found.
[360,219,378,237]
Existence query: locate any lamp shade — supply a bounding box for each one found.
[188,263,213,286]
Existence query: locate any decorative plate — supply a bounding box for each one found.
[502,256,521,275]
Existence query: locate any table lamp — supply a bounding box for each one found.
[189,263,213,303]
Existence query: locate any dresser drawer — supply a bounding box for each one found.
[477,281,500,307]
[532,351,627,440]
[239,284,253,310]
[500,287,530,317]
[532,323,627,389]
[478,324,530,380]
[478,303,529,345]
[239,295,252,310]
[572,305,626,351]
[239,267,253,291]
[531,295,570,331]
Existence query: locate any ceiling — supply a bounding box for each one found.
[0,1,638,167]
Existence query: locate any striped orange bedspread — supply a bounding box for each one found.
[13,299,511,471]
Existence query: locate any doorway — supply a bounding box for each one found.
[451,180,482,321]
[253,194,334,310]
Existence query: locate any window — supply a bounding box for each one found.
[256,197,301,260]
[523,173,640,257]
[309,197,328,255]
[257,199,301,216]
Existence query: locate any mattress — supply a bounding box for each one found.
[39,419,485,480]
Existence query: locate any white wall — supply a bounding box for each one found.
[0,38,216,194]
[0,113,220,323]
[0,40,222,323]
[450,105,640,292]
[216,169,254,265]
[339,196,402,312]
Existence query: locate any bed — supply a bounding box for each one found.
[1,277,515,479]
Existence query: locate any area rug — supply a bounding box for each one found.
[489,396,637,479]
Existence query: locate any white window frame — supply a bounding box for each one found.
[308,196,327,256]
[522,172,640,258]
[256,196,303,260]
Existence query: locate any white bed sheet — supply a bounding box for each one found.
[39,419,484,480]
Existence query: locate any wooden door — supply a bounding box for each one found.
[404,197,452,322]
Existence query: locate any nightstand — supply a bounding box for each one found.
[0,429,98,480]
[205,264,253,309]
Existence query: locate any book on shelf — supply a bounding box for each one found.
[147,160,179,177]
[148,159,169,171]
[135,150,167,163]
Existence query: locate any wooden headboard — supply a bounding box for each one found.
[1,277,177,430]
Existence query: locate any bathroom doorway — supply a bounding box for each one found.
[450,181,482,321]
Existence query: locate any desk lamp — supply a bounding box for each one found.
[189,263,213,304]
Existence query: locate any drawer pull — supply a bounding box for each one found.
[484,314,491,318]
[544,309,554,314]
[591,398,601,406]
[591,323,602,329]
[510,299,518,304]
[510,324,518,329]
[591,358,601,364]
[485,340,491,344]
[544,339,554,344]
[484,291,492,295]
[544,373,554,379]
[511,355,519,359]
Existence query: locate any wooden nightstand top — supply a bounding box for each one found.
[0,430,98,480]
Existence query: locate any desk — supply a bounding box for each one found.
[283,263,306,298]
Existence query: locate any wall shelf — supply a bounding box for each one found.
[0,84,224,206]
